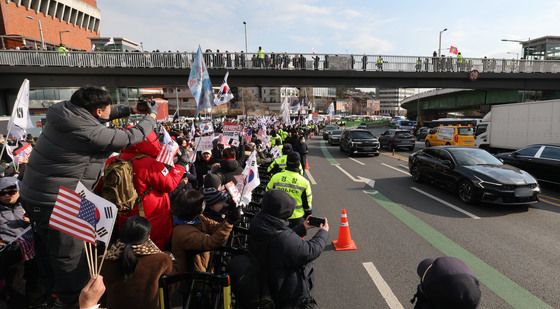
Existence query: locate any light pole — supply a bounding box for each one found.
[59,30,70,45]
[243,21,248,53]
[26,16,45,50]
[438,28,447,57]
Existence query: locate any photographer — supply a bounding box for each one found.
[171,190,240,274]
[20,87,158,308]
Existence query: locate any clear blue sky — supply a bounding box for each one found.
[98,0,560,58]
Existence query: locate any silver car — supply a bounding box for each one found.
[328,130,343,145]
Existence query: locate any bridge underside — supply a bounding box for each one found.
[2,67,560,90]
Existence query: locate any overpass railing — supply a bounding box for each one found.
[2,50,560,74]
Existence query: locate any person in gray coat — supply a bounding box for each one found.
[20,86,158,308]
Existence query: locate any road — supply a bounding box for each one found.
[303,135,560,309]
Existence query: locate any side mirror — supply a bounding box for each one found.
[442,160,453,168]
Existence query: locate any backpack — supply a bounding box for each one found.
[102,155,148,214]
[229,250,275,309]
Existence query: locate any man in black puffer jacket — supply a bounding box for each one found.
[20,87,157,308]
[249,190,329,308]
[217,147,243,185]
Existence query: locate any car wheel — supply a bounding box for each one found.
[410,164,422,182]
[425,141,431,148]
[457,180,478,204]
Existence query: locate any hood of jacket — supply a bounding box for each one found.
[120,130,161,159]
[249,212,289,242]
[220,159,240,172]
[48,101,99,132]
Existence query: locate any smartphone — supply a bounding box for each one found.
[307,216,325,227]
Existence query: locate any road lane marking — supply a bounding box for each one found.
[381,163,412,176]
[541,194,560,202]
[305,169,317,185]
[398,164,409,170]
[410,187,481,219]
[540,198,560,207]
[362,190,553,309]
[362,262,405,309]
[349,157,366,165]
[319,140,338,165]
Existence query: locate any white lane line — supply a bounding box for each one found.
[410,187,481,219]
[362,262,405,309]
[305,169,317,185]
[381,163,412,176]
[398,164,409,170]
[349,157,366,166]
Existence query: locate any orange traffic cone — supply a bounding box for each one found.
[305,159,309,170]
[332,209,357,251]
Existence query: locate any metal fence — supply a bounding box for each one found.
[1,50,560,74]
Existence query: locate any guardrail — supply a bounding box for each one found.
[2,50,560,74]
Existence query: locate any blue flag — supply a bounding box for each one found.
[188,46,214,113]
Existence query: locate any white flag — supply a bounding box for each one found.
[214,71,235,106]
[240,150,260,205]
[7,79,32,139]
[75,182,118,247]
[280,97,291,126]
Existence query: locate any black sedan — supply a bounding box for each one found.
[408,147,540,205]
[495,144,560,186]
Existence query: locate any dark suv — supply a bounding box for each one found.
[378,129,416,151]
[340,129,380,156]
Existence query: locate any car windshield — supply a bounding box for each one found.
[448,148,503,166]
[332,130,342,135]
[350,131,374,139]
[399,121,414,126]
[325,125,338,131]
[458,127,474,135]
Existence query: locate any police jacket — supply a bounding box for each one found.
[266,170,312,219]
[267,155,303,176]
[249,212,328,307]
[21,101,155,216]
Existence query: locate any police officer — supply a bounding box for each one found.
[457,52,464,72]
[376,56,384,71]
[267,144,303,175]
[266,152,312,229]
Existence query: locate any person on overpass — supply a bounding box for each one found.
[376,56,384,71]
[57,44,68,56]
[267,144,303,176]
[266,152,312,230]
[257,46,265,68]
[416,57,422,72]
[457,52,464,72]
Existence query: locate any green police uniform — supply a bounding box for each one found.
[267,155,303,175]
[266,169,312,220]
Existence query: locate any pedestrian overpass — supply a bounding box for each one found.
[2,51,560,90]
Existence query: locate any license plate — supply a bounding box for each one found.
[515,187,533,197]
[363,147,373,151]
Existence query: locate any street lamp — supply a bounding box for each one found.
[243,21,248,53]
[59,30,70,46]
[26,16,45,50]
[438,28,447,57]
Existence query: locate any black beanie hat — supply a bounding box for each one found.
[286,152,301,169]
[203,173,222,189]
[262,190,295,220]
[202,187,229,206]
[282,143,293,154]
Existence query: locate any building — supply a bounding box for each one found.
[90,37,140,52]
[377,88,421,116]
[520,36,560,60]
[260,87,299,113]
[301,87,336,113]
[0,0,101,50]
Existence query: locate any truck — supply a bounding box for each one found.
[475,100,560,151]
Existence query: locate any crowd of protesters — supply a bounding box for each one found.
[0,86,482,309]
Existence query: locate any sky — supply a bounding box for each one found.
[98,0,560,59]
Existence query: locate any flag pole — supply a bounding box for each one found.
[83,241,93,277]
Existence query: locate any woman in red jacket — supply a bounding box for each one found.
[108,131,185,250]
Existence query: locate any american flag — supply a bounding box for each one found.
[156,127,179,167]
[14,226,34,261]
[14,144,32,164]
[49,186,97,243]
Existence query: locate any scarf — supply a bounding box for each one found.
[106,239,161,261]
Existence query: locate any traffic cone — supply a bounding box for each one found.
[305,159,309,170]
[332,209,357,251]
